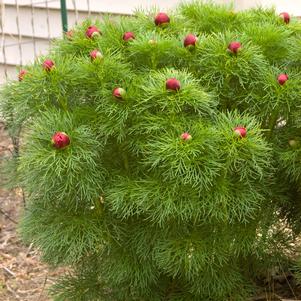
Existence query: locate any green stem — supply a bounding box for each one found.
[151,53,157,70]
[122,152,129,172]
[119,143,129,173]
[267,108,279,139]
[164,278,176,300]
[58,96,68,111]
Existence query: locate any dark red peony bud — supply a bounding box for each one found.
[181,132,192,141]
[90,49,103,61]
[228,41,241,54]
[18,69,27,81]
[279,12,290,24]
[52,132,70,149]
[166,78,181,91]
[155,12,170,26]
[113,87,126,99]
[123,31,135,42]
[277,73,288,85]
[42,59,55,71]
[184,34,198,47]
[234,126,247,138]
[86,25,101,38]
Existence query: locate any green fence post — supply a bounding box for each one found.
[60,0,68,33]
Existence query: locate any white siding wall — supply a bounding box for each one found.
[0,0,300,83]
[235,0,301,14]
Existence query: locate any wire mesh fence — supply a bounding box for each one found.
[0,0,98,84]
[1,0,182,84]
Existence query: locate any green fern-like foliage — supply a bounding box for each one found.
[1,2,301,300]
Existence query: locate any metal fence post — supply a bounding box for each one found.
[60,0,68,32]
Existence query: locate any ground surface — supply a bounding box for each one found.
[1,122,301,301]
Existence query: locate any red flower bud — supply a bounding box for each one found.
[277,73,288,85]
[279,12,290,24]
[90,49,103,61]
[113,87,126,99]
[166,78,181,91]
[228,41,241,54]
[181,132,192,141]
[123,31,135,42]
[52,132,70,149]
[42,59,55,71]
[184,34,198,47]
[18,69,27,81]
[155,12,170,26]
[234,126,247,138]
[86,25,101,38]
